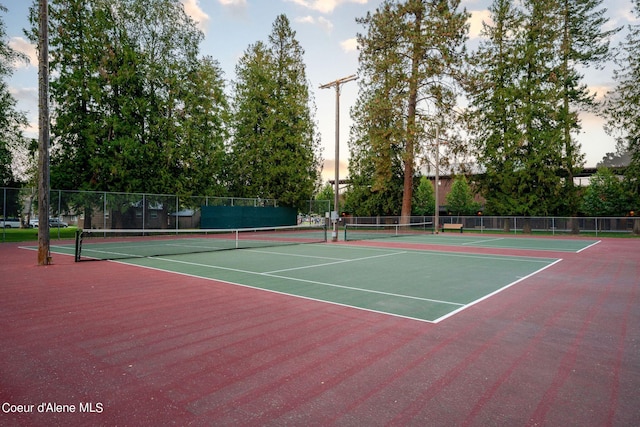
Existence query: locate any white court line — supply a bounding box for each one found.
[432,258,564,323]
[341,243,555,263]
[243,248,344,261]
[149,254,463,307]
[113,260,445,323]
[264,251,406,274]
[577,240,601,253]
[461,237,505,246]
[261,271,462,306]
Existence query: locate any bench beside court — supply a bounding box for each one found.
[441,223,464,233]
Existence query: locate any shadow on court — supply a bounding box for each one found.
[0,236,638,425]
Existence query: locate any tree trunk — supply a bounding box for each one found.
[400,8,423,225]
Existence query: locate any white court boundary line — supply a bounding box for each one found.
[577,240,601,253]
[462,237,506,245]
[370,234,600,253]
[153,253,463,308]
[432,258,564,323]
[21,243,564,323]
[124,247,560,323]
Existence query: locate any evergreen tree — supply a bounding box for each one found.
[229,15,321,210]
[29,0,227,196]
[173,57,229,197]
[446,175,479,216]
[469,0,613,223]
[605,0,640,214]
[516,0,566,218]
[467,0,524,216]
[580,168,626,216]
[345,82,405,216]
[556,0,617,216]
[351,0,468,221]
[412,176,435,216]
[0,4,29,186]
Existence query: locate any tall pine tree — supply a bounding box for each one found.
[229,15,321,209]
[556,0,618,218]
[606,0,640,216]
[350,0,468,221]
[469,0,614,225]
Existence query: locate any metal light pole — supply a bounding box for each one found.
[320,74,357,241]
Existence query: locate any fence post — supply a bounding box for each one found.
[2,187,5,242]
[103,192,107,230]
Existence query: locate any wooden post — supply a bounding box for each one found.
[37,0,51,265]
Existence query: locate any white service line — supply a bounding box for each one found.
[263,251,406,274]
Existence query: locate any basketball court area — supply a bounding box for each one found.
[1,232,638,425]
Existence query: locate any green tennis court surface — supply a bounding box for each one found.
[347,233,600,253]
[44,240,567,322]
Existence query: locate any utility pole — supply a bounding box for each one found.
[37,0,51,265]
[434,127,440,234]
[320,74,357,241]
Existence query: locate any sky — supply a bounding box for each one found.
[2,0,638,183]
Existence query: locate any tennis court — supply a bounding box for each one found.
[4,230,638,426]
[346,231,601,253]
[38,227,595,323]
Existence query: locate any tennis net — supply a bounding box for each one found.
[74,224,327,261]
[344,221,432,241]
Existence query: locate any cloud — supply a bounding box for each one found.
[286,0,368,14]
[217,0,248,17]
[317,16,334,32]
[588,85,613,102]
[340,37,358,53]
[295,15,334,32]
[8,37,36,69]
[296,15,315,24]
[9,86,38,136]
[182,0,210,33]
[321,158,349,182]
[467,10,492,39]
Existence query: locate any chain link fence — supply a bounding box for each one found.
[1,187,331,233]
[3,187,638,236]
[342,215,640,235]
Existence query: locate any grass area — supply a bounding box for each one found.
[1,227,78,243]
